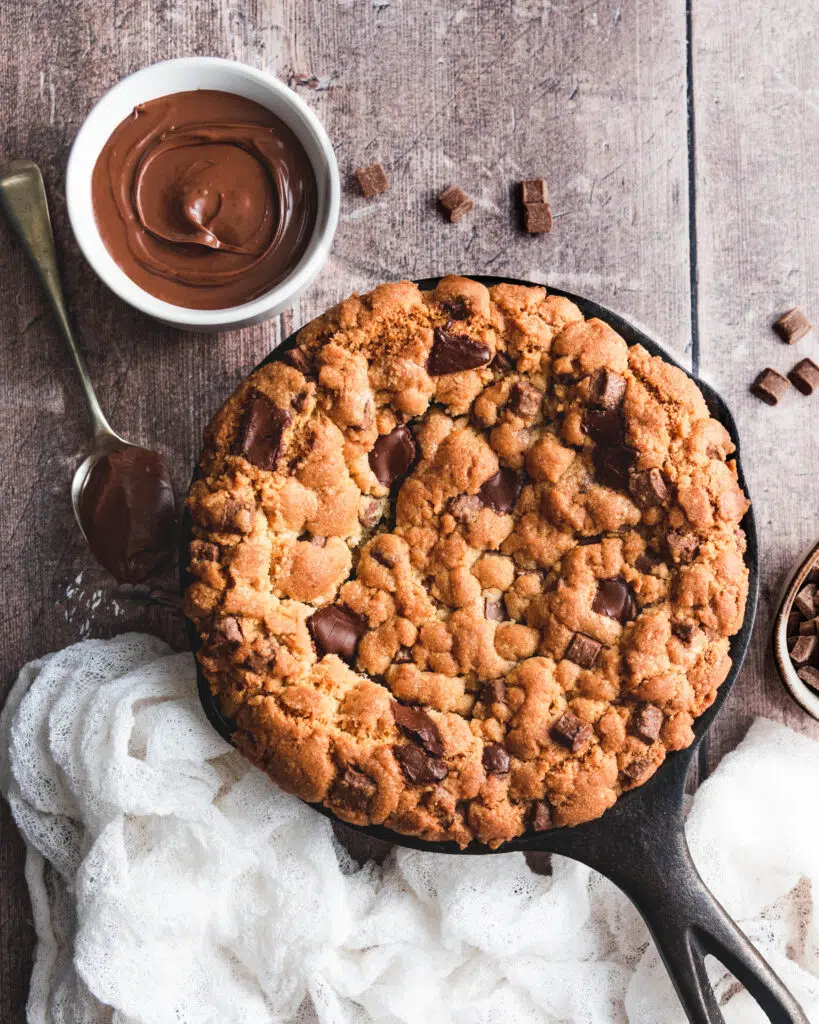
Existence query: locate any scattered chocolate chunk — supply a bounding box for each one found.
[428,326,491,375]
[482,679,506,704]
[593,444,636,490]
[593,577,636,624]
[622,757,654,783]
[355,163,390,197]
[521,179,549,204]
[393,646,414,664]
[794,584,817,619]
[330,767,376,812]
[774,307,812,344]
[478,467,524,514]
[485,596,507,622]
[492,350,514,372]
[190,540,219,562]
[790,635,817,667]
[235,389,292,471]
[438,184,474,223]
[788,357,819,396]
[482,743,510,774]
[524,203,552,234]
[629,468,668,508]
[667,531,700,564]
[448,493,483,523]
[633,705,663,743]
[369,426,417,486]
[392,702,445,756]
[672,621,696,643]
[798,665,819,691]
[584,407,625,445]
[750,368,790,406]
[279,347,312,374]
[308,605,367,663]
[442,297,470,320]
[551,711,593,753]
[210,615,243,646]
[564,632,602,669]
[507,382,543,418]
[589,368,626,410]
[394,744,448,784]
[531,801,553,831]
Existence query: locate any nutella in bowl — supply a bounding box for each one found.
[66,58,339,330]
[91,90,318,310]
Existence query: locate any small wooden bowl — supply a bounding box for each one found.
[773,540,819,720]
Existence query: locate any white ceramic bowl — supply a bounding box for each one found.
[66,57,339,331]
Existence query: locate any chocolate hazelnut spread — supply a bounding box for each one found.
[91,90,318,309]
[78,447,177,582]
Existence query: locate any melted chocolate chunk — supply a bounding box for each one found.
[564,632,602,669]
[236,389,292,471]
[394,744,448,784]
[492,350,514,373]
[635,551,661,574]
[531,801,553,831]
[584,407,625,445]
[308,605,367,663]
[393,646,414,664]
[478,467,523,513]
[671,621,696,643]
[330,767,376,811]
[551,711,593,753]
[392,702,445,756]
[633,705,664,743]
[279,347,312,374]
[482,679,506,704]
[592,444,636,490]
[593,577,636,624]
[428,327,491,375]
[588,368,626,409]
[369,426,417,486]
[482,743,510,774]
[484,596,508,622]
[442,297,469,320]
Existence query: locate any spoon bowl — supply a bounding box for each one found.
[773,540,819,720]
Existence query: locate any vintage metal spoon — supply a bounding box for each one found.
[0,159,176,581]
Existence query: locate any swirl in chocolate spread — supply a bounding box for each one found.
[92,90,318,309]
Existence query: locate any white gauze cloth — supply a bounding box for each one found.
[1,634,819,1024]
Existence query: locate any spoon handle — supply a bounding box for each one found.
[0,159,113,442]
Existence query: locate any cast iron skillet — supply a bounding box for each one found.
[181,276,807,1024]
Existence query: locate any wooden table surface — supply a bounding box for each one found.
[1,1,817,1019]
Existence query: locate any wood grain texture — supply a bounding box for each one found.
[692,0,819,765]
[1,0,814,1020]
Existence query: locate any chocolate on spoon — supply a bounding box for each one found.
[0,159,177,583]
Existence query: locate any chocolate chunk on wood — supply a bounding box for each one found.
[355,163,389,197]
[520,178,549,204]
[478,467,524,513]
[634,704,663,742]
[593,444,636,490]
[798,666,819,691]
[484,596,507,621]
[531,801,553,831]
[788,357,819,396]
[392,702,445,756]
[428,327,491,374]
[589,368,626,409]
[438,184,474,223]
[790,635,817,667]
[330,767,376,812]
[369,426,417,485]
[507,382,543,418]
[524,203,552,234]
[629,468,668,508]
[279,347,312,374]
[308,605,367,663]
[750,368,790,406]
[482,743,510,774]
[551,711,593,752]
[593,577,636,624]
[794,584,817,619]
[482,679,506,704]
[564,632,602,669]
[235,389,292,470]
[774,307,812,344]
[585,407,626,445]
[394,744,448,784]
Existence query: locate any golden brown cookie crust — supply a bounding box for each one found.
[184,276,750,848]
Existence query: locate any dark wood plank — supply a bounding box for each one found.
[0,2,689,1020]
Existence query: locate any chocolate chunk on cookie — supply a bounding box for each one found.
[551,711,593,752]
[369,426,417,485]
[485,596,508,622]
[584,407,625,445]
[478,467,524,513]
[507,382,543,419]
[235,389,292,470]
[482,743,510,774]
[629,468,668,508]
[482,679,506,704]
[531,801,553,831]
[392,702,445,756]
[564,632,602,669]
[330,767,376,811]
[633,705,663,742]
[308,606,367,662]
[428,327,491,375]
[279,347,312,374]
[394,744,448,784]
[588,368,626,410]
[593,577,636,624]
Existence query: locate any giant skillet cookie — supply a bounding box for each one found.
[184,275,750,848]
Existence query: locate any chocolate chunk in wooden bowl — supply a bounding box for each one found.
[369,425,417,485]
[750,368,790,405]
[798,666,819,692]
[427,326,491,375]
[788,357,819,396]
[235,389,292,470]
[308,605,368,663]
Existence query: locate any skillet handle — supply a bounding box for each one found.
[587,821,808,1024]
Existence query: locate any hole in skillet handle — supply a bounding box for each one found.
[180,274,759,851]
